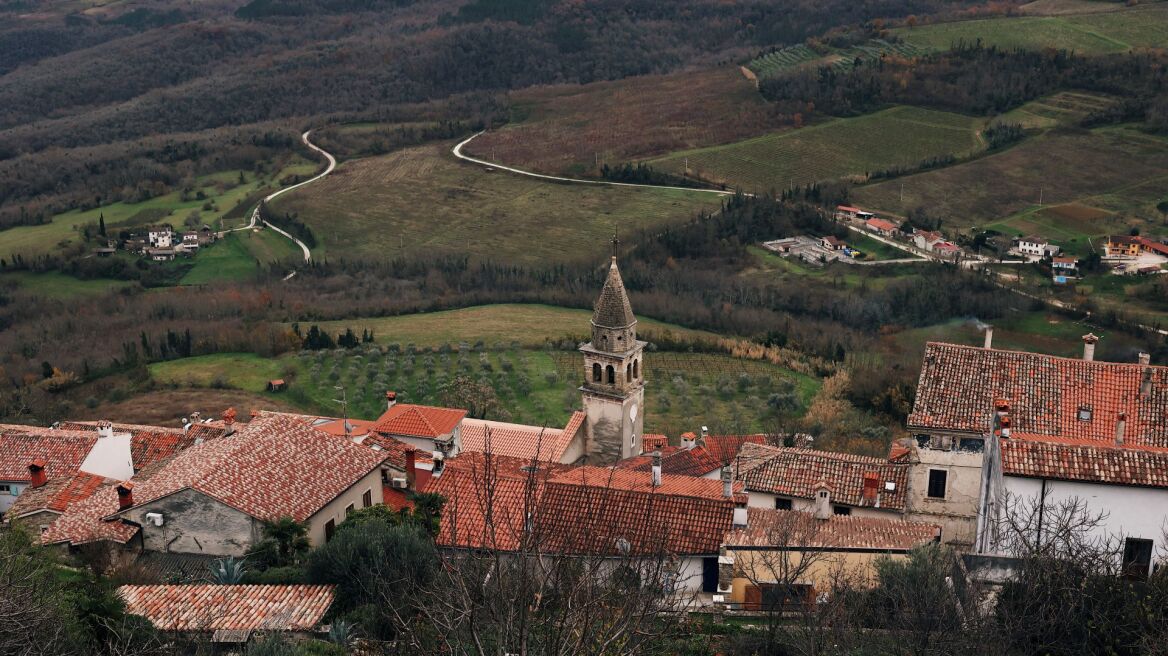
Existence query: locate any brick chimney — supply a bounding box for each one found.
[721,465,732,498]
[222,408,237,435]
[1116,412,1127,446]
[651,450,662,487]
[1082,333,1099,361]
[116,482,134,510]
[386,391,398,410]
[862,472,880,504]
[28,458,47,488]
[405,449,417,489]
[813,480,832,520]
[983,325,994,350]
[995,399,1011,439]
[1139,352,1152,366]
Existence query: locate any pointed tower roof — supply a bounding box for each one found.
[592,257,636,329]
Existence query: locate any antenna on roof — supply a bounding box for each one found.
[333,385,351,438]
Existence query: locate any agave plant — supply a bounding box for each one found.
[210,556,246,584]
[328,619,355,646]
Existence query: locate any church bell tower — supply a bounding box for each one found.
[580,253,645,463]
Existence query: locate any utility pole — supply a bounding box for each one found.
[333,385,351,438]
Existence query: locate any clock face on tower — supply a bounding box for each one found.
[630,403,638,421]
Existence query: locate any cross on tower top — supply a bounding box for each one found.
[611,231,619,259]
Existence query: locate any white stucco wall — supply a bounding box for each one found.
[1004,476,1168,575]
[0,481,28,513]
[745,491,897,520]
[306,467,385,546]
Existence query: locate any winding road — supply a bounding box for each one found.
[234,129,337,264]
[452,132,738,196]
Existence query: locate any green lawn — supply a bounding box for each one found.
[179,232,275,285]
[270,141,724,264]
[895,5,1168,55]
[0,271,137,299]
[842,231,913,261]
[149,346,821,436]
[647,106,984,192]
[290,304,720,349]
[993,91,1117,130]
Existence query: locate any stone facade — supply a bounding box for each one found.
[126,488,262,557]
[580,256,646,463]
[902,433,986,550]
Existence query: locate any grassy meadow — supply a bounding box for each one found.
[180,230,301,285]
[269,141,724,264]
[851,127,1168,238]
[894,4,1168,54]
[646,106,983,192]
[747,39,926,78]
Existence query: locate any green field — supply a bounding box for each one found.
[747,39,926,78]
[289,304,719,349]
[852,127,1168,238]
[150,347,820,436]
[647,106,984,192]
[179,230,300,285]
[0,271,138,299]
[269,141,724,264]
[0,158,316,262]
[895,4,1168,55]
[993,91,1117,130]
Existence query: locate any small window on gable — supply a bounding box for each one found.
[833,505,851,516]
[362,490,373,508]
[1078,405,1093,422]
[775,498,793,511]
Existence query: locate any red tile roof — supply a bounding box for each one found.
[0,426,97,482]
[548,466,745,502]
[642,434,669,451]
[6,472,110,519]
[429,456,544,551]
[459,411,585,463]
[866,218,897,232]
[362,432,429,470]
[118,585,334,632]
[910,343,1168,447]
[616,435,763,477]
[40,485,141,545]
[1001,436,1168,488]
[725,508,939,551]
[56,421,226,471]
[372,404,466,439]
[736,443,909,510]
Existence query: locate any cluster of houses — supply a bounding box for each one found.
[3,257,1168,644]
[95,225,219,262]
[835,205,963,261]
[1103,234,1168,276]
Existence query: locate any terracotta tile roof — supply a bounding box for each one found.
[548,466,745,502]
[6,472,110,518]
[40,485,140,545]
[909,343,1168,447]
[429,456,542,551]
[866,218,897,232]
[118,585,334,632]
[361,432,429,470]
[735,443,909,510]
[725,508,939,551]
[642,434,669,451]
[459,411,585,463]
[1001,436,1168,488]
[615,435,764,478]
[0,426,96,482]
[372,404,466,439]
[383,485,415,511]
[56,421,226,471]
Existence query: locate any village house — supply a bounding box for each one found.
[147,248,176,262]
[1013,235,1059,259]
[40,412,388,557]
[1052,256,1078,283]
[909,337,1168,578]
[718,504,940,609]
[912,230,944,252]
[865,217,897,237]
[733,442,909,519]
[1104,234,1168,259]
[834,205,874,222]
[821,235,845,251]
[118,584,335,645]
[147,226,174,249]
[367,393,467,461]
[613,430,765,479]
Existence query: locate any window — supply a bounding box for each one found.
[345,503,355,517]
[1078,405,1093,421]
[606,365,615,384]
[1123,538,1154,581]
[634,359,639,379]
[832,505,851,516]
[0,484,10,495]
[325,519,336,542]
[927,469,948,499]
[775,498,793,511]
[592,363,602,382]
[362,489,373,508]
[626,363,632,381]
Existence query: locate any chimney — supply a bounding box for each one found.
[222,408,236,435]
[651,450,662,487]
[983,325,994,350]
[733,500,748,528]
[995,399,1011,439]
[386,391,398,410]
[680,431,697,450]
[116,482,134,510]
[405,449,417,489]
[721,465,732,498]
[700,425,709,441]
[28,458,47,488]
[1082,333,1099,361]
[190,411,201,425]
[813,481,832,520]
[862,472,880,504]
[97,420,114,439]
[1116,412,1127,446]
[1139,352,1151,366]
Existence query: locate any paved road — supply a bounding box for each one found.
[232,129,336,264]
[452,132,738,196]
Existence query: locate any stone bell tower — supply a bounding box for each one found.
[580,253,645,463]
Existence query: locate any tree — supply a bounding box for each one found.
[439,375,506,420]
[98,213,106,238]
[249,517,311,569]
